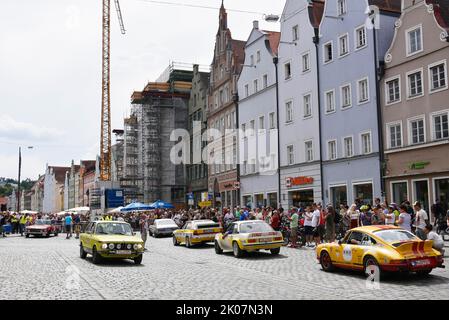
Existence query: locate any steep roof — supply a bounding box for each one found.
[262,31,281,56]
[368,0,402,13]
[231,39,246,74]
[308,0,325,28]
[427,0,449,32]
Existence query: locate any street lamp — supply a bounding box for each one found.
[16,146,34,213]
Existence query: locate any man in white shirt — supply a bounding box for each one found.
[424,225,445,255]
[414,201,429,240]
[311,204,321,247]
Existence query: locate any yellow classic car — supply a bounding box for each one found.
[80,221,144,265]
[316,225,445,276]
[214,221,283,258]
[172,220,222,248]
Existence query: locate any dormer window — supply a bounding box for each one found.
[337,0,347,16]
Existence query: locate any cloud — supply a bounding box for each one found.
[0,115,64,143]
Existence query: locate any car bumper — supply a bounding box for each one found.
[241,242,283,251]
[191,234,218,243]
[98,250,144,259]
[381,257,444,272]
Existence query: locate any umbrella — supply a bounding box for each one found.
[149,200,174,209]
[120,202,155,212]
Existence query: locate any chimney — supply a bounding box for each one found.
[253,20,259,30]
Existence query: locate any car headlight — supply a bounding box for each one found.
[127,244,132,249]
[116,244,122,249]
[101,243,108,249]
[108,243,115,250]
[133,244,142,250]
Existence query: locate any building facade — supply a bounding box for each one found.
[318,0,400,207]
[278,0,325,209]
[43,165,69,213]
[238,21,280,209]
[187,64,210,207]
[382,0,449,215]
[30,175,44,212]
[207,3,245,208]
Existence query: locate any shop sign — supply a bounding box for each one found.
[198,201,212,208]
[409,161,430,170]
[286,176,314,188]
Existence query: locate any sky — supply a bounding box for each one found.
[0,0,284,180]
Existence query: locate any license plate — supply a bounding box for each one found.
[115,250,132,255]
[259,237,272,243]
[415,259,430,266]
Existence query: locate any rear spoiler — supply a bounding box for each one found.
[394,240,434,255]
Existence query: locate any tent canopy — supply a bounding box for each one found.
[149,200,174,209]
[120,202,155,212]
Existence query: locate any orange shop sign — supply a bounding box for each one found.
[286,176,314,187]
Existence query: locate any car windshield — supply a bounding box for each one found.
[35,220,51,225]
[239,222,274,234]
[95,223,133,236]
[156,220,176,226]
[374,229,417,243]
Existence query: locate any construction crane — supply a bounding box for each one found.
[100,0,126,181]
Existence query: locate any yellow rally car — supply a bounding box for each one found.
[214,220,283,258]
[172,220,222,248]
[80,221,144,265]
[316,225,445,276]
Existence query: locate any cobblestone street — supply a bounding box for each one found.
[0,234,448,300]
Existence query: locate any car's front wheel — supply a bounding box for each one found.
[134,254,143,265]
[320,251,334,272]
[92,246,101,265]
[233,241,243,258]
[80,245,87,259]
[214,240,223,254]
[270,247,281,255]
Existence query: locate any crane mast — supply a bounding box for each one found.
[100,0,125,181]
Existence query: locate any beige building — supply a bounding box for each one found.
[381,0,449,216]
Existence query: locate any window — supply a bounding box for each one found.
[433,113,449,140]
[407,70,423,98]
[387,123,402,148]
[409,118,425,145]
[339,34,349,57]
[305,141,314,162]
[407,25,422,56]
[328,140,337,160]
[429,61,447,92]
[361,132,372,154]
[249,159,256,174]
[242,160,247,175]
[263,74,268,89]
[292,25,299,41]
[241,123,246,138]
[337,0,347,15]
[385,77,401,104]
[249,120,255,135]
[324,42,333,63]
[250,55,255,66]
[325,90,335,113]
[355,26,367,49]
[269,112,275,129]
[254,79,259,93]
[343,136,353,157]
[259,116,265,131]
[286,101,293,123]
[303,94,312,118]
[302,53,310,72]
[287,145,294,165]
[256,50,261,63]
[358,78,369,103]
[284,62,292,80]
[244,84,249,98]
[341,84,352,109]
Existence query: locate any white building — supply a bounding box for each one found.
[237,21,280,208]
[278,0,325,208]
[43,165,69,214]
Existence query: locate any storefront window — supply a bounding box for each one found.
[330,186,347,207]
[353,183,373,205]
[413,180,429,213]
[267,192,278,208]
[242,195,253,208]
[392,182,408,205]
[254,194,264,208]
[290,189,314,208]
[435,178,449,213]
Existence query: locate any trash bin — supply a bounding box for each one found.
[3,224,12,234]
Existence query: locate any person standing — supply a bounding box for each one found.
[64,214,73,239]
[384,205,396,226]
[74,214,81,239]
[311,205,321,247]
[19,214,27,236]
[348,204,361,229]
[324,206,336,243]
[270,210,281,231]
[289,209,299,248]
[414,201,429,240]
[397,205,412,232]
[0,213,5,237]
[139,215,149,250]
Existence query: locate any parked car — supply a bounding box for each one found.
[215,220,283,258]
[149,219,179,237]
[79,221,144,265]
[316,226,445,277]
[25,219,59,238]
[172,220,222,248]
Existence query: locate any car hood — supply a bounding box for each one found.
[90,234,143,243]
[27,225,49,229]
